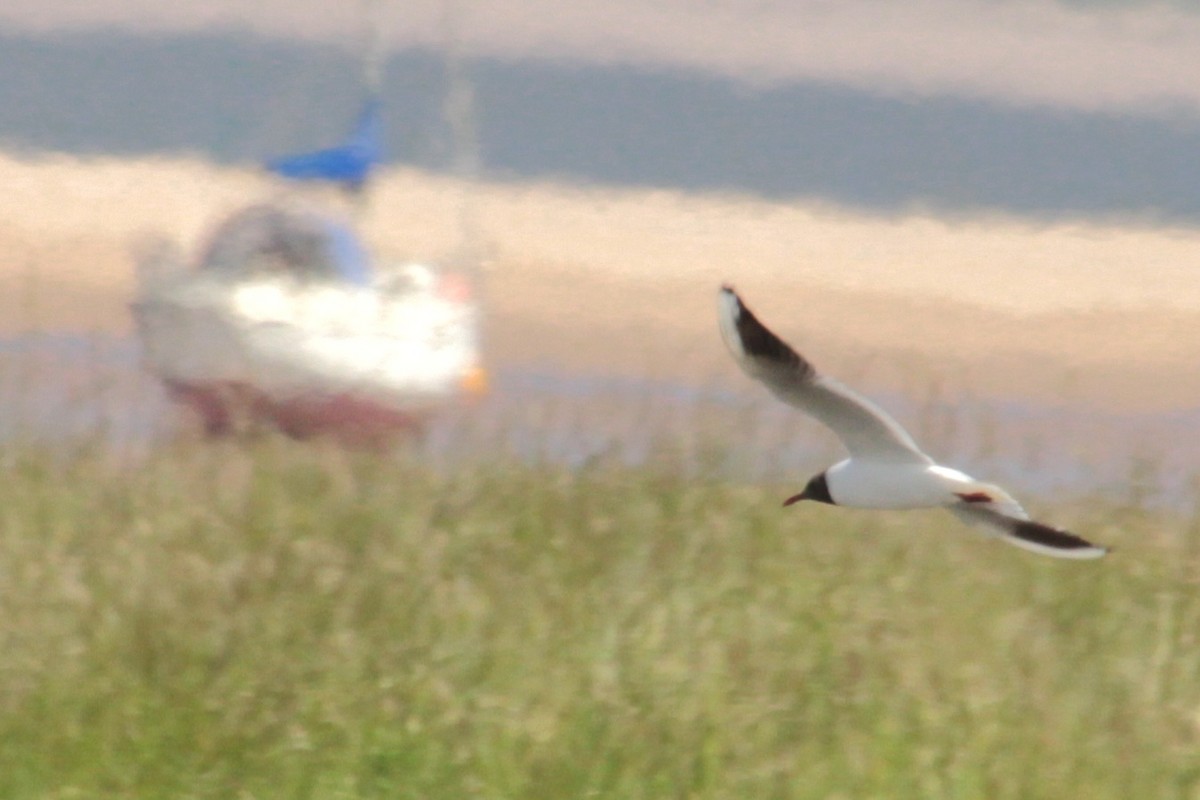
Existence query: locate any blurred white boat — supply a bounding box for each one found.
[133,4,490,440]
[133,203,486,440]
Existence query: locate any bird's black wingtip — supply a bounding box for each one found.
[1010,519,1110,559]
[719,286,807,372]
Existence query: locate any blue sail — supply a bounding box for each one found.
[266,98,383,190]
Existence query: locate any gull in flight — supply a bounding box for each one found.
[718,285,1108,559]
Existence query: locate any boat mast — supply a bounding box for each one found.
[346,0,386,215]
[440,0,483,275]
[361,0,385,101]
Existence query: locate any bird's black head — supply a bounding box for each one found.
[783,472,835,507]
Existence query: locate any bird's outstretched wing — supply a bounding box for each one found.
[718,285,930,463]
[950,504,1109,559]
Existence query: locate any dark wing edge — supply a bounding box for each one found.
[718,284,815,381]
[951,505,1109,560]
[718,285,929,462]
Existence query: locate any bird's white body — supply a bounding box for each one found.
[827,460,979,509]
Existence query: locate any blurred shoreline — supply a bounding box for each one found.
[3,151,1199,417]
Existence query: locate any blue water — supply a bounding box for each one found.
[2,333,1196,510]
[11,32,1200,222]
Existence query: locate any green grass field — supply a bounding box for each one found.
[0,439,1196,799]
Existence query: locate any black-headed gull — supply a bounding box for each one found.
[718,285,1108,559]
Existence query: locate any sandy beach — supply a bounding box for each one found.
[2,151,1198,413]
